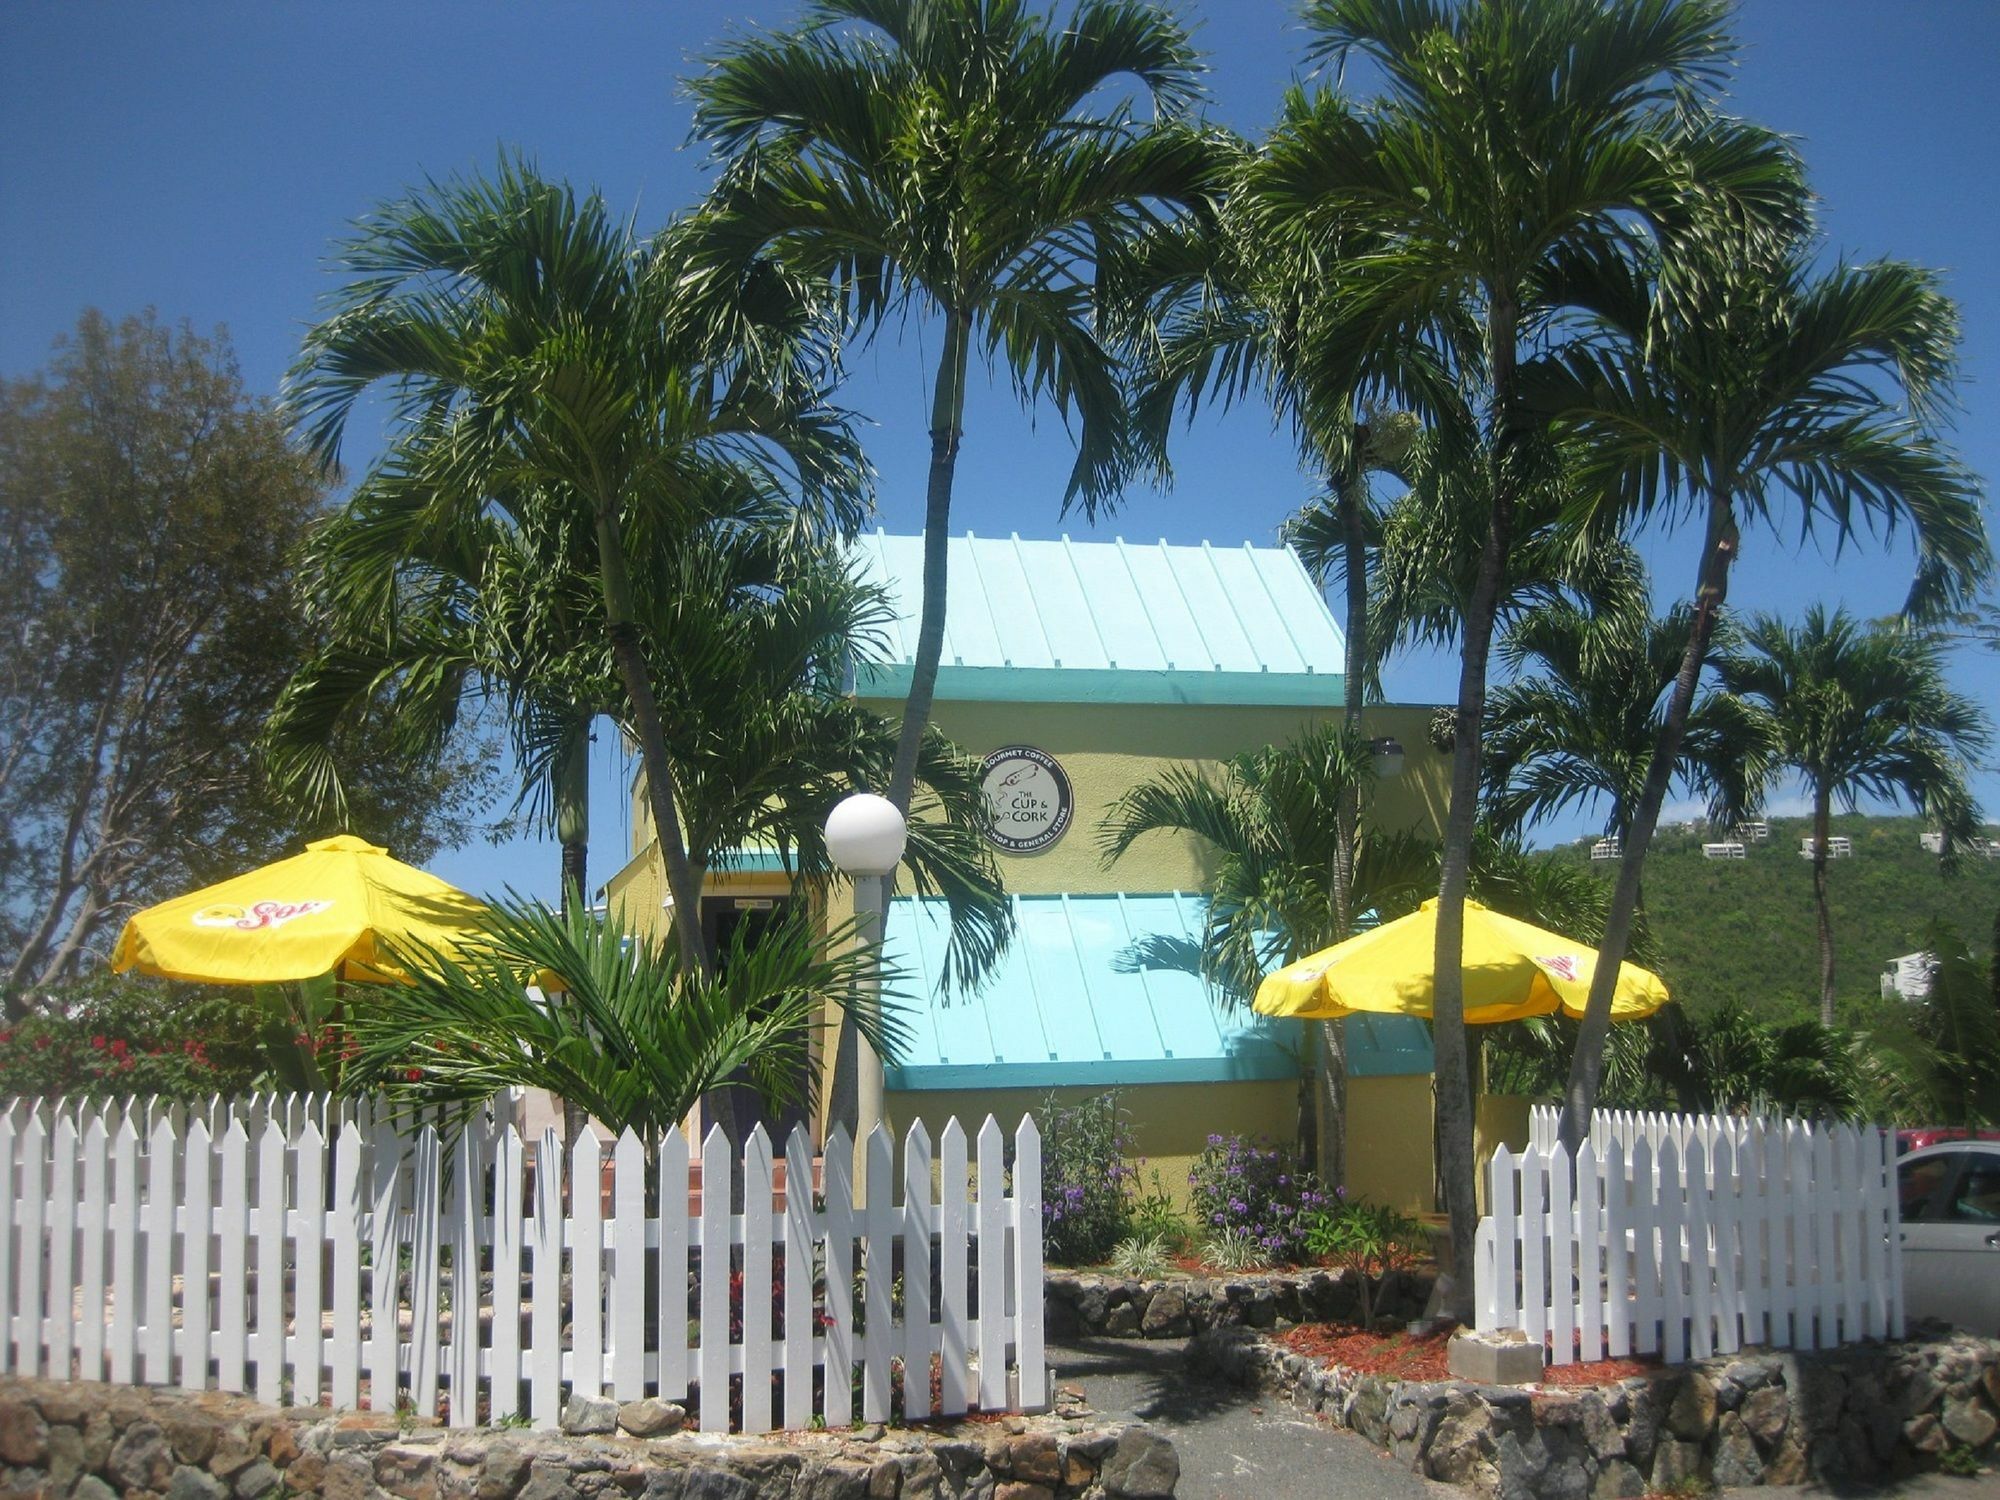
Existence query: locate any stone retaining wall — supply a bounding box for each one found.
[0,1379,1182,1500]
[1191,1324,2000,1498]
[1045,1267,1433,1340]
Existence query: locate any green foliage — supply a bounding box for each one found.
[1551,814,2000,1020]
[1187,1133,1329,1266]
[0,975,261,1101]
[1303,1196,1428,1326]
[343,898,899,1140]
[1036,1091,1136,1267]
[0,310,496,1005]
[1108,1235,1174,1280]
[1198,1231,1266,1274]
[1938,1444,1983,1477]
[1128,1167,1194,1253]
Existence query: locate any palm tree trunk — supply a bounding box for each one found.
[831,309,971,1138]
[1431,299,1520,1325]
[1317,443,1372,1194]
[1814,787,1837,1025]
[556,715,591,916]
[884,308,971,816]
[590,506,711,974]
[1558,500,1739,1149]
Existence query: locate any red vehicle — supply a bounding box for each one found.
[1898,1127,2000,1156]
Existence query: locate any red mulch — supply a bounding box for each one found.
[1274,1322,1661,1387]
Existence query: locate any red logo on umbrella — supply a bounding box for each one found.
[1537,954,1580,981]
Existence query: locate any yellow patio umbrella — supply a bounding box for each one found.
[1253,897,1668,1025]
[111,834,497,987]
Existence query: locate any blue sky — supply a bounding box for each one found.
[4,0,1996,901]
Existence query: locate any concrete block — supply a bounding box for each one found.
[1448,1329,1546,1386]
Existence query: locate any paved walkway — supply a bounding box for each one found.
[1048,1335,2000,1500]
[1049,1336,1450,1500]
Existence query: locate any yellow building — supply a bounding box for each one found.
[607,531,1453,1211]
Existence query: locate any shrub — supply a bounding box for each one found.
[1198,1230,1265,1272]
[1304,1197,1429,1326]
[0,976,261,1102]
[1128,1165,1193,1251]
[1187,1132,1328,1265]
[1108,1234,1173,1280]
[1037,1090,1134,1265]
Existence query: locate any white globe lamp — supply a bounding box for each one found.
[825,792,908,875]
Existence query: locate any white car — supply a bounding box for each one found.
[1898,1140,2000,1334]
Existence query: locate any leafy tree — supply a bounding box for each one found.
[285,159,870,975]
[1862,920,2000,1128]
[1546,221,1991,1144]
[0,974,263,1102]
[348,898,903,1141]
[1254,0,1805,1316]
[0,311,495,1008]
[1719,608,1988,1024]
[1483,551,1767,843]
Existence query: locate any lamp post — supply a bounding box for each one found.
[824,792,908,1155]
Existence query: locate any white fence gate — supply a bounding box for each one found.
[0,1095,1046,1432]
[1478,1107,1901,1365]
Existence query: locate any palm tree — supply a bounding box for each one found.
[286,159,871,974]
[1546,222,1991,1143]
[1248,0,1804,1312]
[1482,552,1768,845]
[688,0,1223,1123]
[267,446,605,913]
[351,897,905,1142]
[1719,608,1988,1024]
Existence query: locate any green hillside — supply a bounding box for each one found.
[1548,814,2000,1022]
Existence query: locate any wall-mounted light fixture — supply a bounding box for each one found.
[1370,735,1407,779]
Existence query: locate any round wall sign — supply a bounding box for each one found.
[978,745,1074,854]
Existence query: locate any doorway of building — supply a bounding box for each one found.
[700,893,812,1146]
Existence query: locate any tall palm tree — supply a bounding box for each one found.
[1719,607,1988,1024]
[688,0,1223,1123]
[1482,553,1767,845]
[1119,123,1423,1186]
[1547,221,1991,1142]
[285,159,869,972]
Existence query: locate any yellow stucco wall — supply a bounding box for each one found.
[1345,1074,1438,1215]
[851,698,1450,897]
[883,1078,1301,1210]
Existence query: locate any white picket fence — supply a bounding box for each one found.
[0,1095,1046,1432]
[1479,1108,1901,1366]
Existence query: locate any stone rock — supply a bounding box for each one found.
[33,1387,92,1426]
[1493,1427,1550,1500]
[266,1426,301,1467]
[1590,1459,1645,1498]
[994,1486,1053,1500]
[867,1458,901,1499]
[618,1400,687,1439]
[0,1403,48,1466]
[72,1477,118,1500]
[1104,1304,1141,1337]
[895,1452,945,1500]
[1984,1362,2000,1413]
[321,1450,380,1500]
[207,1431,258,1480]
[798,1459,873,1500]
[1098,1426,1178,1498]
[111,1421,177,1491]
[377,1442,441,1498]
[1741,1384,1789,1449]
[560,1394,620,1437]
[164,1415,220,1466]
[1076,1285,1109,1327]
[1002,1435,1061,1486]
[285,1449,328,1491]
[233,1459,281,1500]
[1714,1413,1762,1488]
[1649,1439,1701,1493]
[519,1460,584,1500]
[1426,1401,1497,1487]
[1723,1359,1775,1393]
[1942,1394,1998,1449]
[480,1445,535,1500]
[1666,1374,1716,1441]
[167,1464,229,1500]
[46,1424,85,1488]
[1141,1286,1190,1338]
[1905,1412,1947,1456]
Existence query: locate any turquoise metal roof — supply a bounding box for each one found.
[881,892,1434,1090]
[847,532,1346,707]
